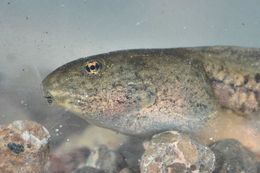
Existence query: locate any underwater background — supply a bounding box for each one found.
[0,0,260,172]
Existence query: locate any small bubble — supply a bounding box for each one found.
[66,138,70,142]
[55,128,59,132]
[135,21,144,26]
[59,125,63,128]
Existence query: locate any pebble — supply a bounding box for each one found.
[48,147,90,173]
[73,166,105,173]
[86,144,127,173]
[48,144,130,173]
[118,136,144,173]
[140,131,215,173]
[119,168,134,173]
[74,166,134,173]
[0,120,50,173]
[209,139,258,173]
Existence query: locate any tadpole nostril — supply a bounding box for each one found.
[47,97,53,104]
[44,92,53,104]
[44,96,53,104]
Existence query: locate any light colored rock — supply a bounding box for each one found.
[86,144,127,173]
[119,168,134,173]
[73,166,105,173]
[0,120,50,173]
[140,131,215,173]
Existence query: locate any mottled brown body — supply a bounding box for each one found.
[42,46,260,153]
[187,46,260,116]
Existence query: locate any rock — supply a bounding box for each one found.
[47,144,131,173]
[0,120,50,173]
[118,136,144,173]
[209,139,258,173]
[48,147,90,173]
[118,168,134,173]
[73,166,105,173]
[74,167,134,173]
[140,131,215,173]
[86,144,128,173]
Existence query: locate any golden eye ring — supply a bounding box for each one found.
[83,60,102,75]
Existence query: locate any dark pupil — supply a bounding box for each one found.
[90,65,95,70]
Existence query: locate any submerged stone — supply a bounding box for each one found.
[119,168,134,173]
[86,144,128,173]
[209,139,258,173]
[48,147,91,173]
[140,131,215,173]
[48,144,130,173]
[74,166,105,173]
[0,120,50,173]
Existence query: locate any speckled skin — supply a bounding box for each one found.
[42,46,260,137]
[190,46,260,117]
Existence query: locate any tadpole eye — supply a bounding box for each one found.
[83,61,101,75]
